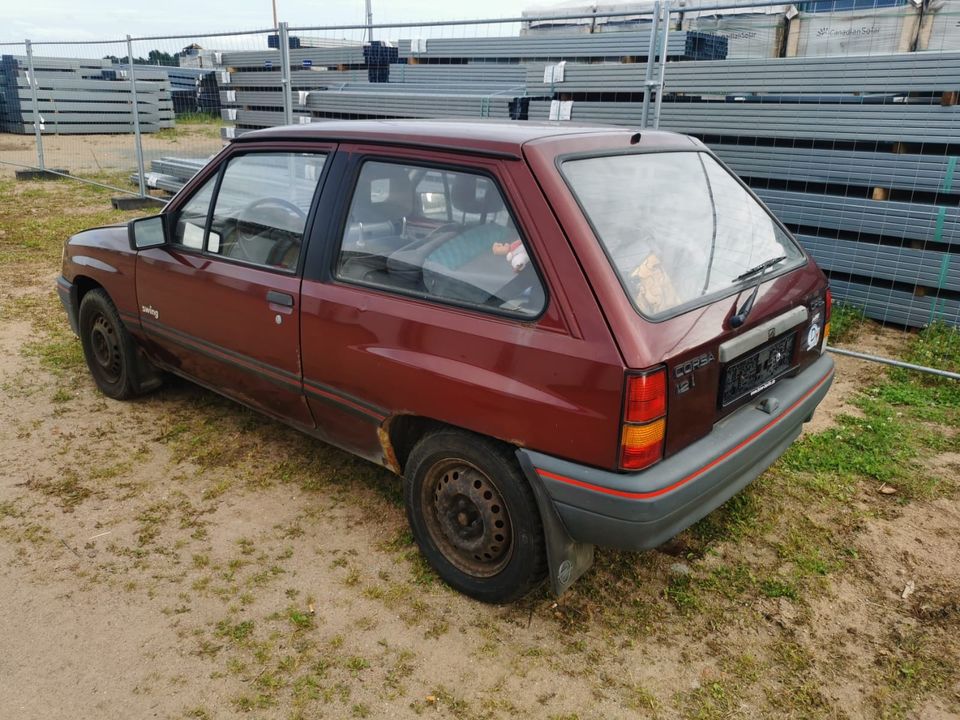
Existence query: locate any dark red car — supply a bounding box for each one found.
[57,120,834,602]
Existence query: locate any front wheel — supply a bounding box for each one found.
[78,289,146,400]
[404,430,546,603]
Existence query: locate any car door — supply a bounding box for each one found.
[136,144,335,427]
[297,146,625,467]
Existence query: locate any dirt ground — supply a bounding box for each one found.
[0,127,223,180]
[0,179,958,720]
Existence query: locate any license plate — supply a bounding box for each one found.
[720,333,796,407]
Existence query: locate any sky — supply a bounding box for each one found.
[2,0,541,44]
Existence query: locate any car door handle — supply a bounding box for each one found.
[266,290,294,308]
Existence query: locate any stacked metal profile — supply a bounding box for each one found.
[217,46,531,137]
[0,55,173,134]
[217,45,370,138]
[527,50,960,327]
[134,155,207,193]
[397,30,727,61]
[134,65,221,115]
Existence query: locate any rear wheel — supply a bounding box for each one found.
[78,289,145,400]
[404,430,546,603]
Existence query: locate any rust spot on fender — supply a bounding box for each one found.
[377,425,401,475]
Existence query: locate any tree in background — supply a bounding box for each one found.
[103,49,178,66]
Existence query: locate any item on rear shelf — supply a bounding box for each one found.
[629,253,682,315]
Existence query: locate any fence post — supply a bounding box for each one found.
[640,1,661,129]
[127,35,147,198]
[278,22,294,126]
[24,39,46,172]
[652,0,672,129]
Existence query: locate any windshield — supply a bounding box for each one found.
[561,151,804,318]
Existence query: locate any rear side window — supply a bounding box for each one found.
[561,151,804,318]
[335,160,545,318]
[173,152,327,271]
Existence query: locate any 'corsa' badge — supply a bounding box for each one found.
[674,352,715,395]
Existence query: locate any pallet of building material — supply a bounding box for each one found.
[525,51,960,95]
[224,89,311,111]
[798,233,960,294]
[218,46,366,70]
[712,145,960,196]
[756,189,960,246]
[792,3,921,58]
[828,277,960,328]
[303,89,518,120]
[527,99,960,144]
[150,156,207,179]
[397,30,727,61]
[230,108,313,128]
[387,63,528,86]
[218,68,370,89]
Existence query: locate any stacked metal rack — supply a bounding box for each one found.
[527,50,960,327]
[135,65,221,116]
[0,55,173,134]
[134,155,207,192]
[397,30,727,61]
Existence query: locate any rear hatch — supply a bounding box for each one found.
[557,146,829,457]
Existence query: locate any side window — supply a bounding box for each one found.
[173,175,216,249]
[336,161,546,318]
[176,152,326,271]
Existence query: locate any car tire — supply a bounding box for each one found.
[404,429,546,603]
[78,289,145,400]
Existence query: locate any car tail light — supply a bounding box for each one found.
[620,368,667,471]
[624,371,666,423]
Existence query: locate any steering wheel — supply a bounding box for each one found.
[226,197,307,267]
[241,196,307,221]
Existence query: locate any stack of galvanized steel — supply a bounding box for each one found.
[527,51,960,327]
[0,55,173,134]
[215,30,727,138]
[135,65,221,116]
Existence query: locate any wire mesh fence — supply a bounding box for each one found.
[1,1,959,376]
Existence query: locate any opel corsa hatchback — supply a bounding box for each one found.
[57,120,834,602]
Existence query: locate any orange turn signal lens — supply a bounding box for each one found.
[620,418,665,470]
[625,370,666,423]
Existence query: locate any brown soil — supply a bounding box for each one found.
[1,185,957,719]
[0,128,223,179]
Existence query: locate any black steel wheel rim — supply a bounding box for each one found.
[420,458,514,578]
[89,313,122,383]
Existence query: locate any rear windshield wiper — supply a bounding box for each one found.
[729,255,787,328]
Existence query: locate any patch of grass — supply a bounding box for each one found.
[828,303,866,344]
[215,618,255,643]
[870,629,958,718]
[24,335,85,375]
[287,607,315,630]
[759,577,799,600]
[32,469,92,509]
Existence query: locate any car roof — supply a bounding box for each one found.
[236,119,696,157]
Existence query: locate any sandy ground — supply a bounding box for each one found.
[0,129,223,179]
[0,195,957,718]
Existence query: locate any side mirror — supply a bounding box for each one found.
[128,215,166,251]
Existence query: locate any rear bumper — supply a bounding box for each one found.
[518,354,834,552]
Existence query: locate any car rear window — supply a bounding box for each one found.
[560,151,804,319]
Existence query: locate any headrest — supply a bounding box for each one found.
[451,175,504,216]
